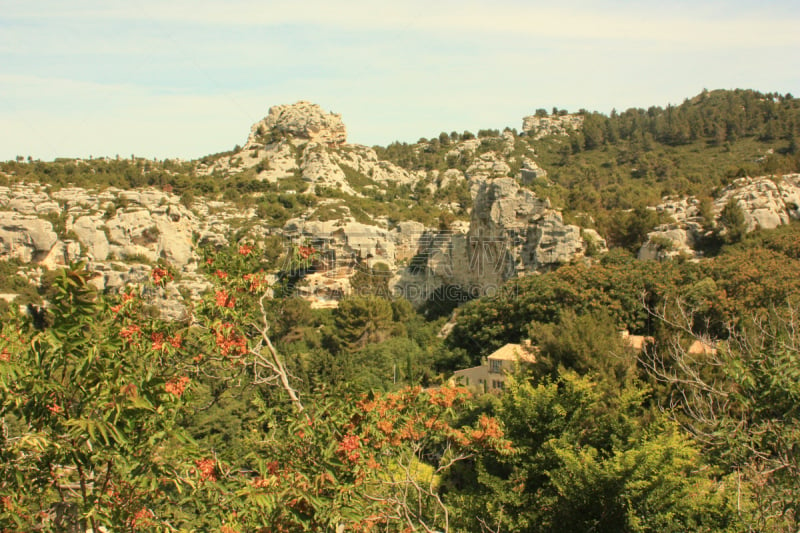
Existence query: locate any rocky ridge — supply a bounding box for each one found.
[3,101,799,315]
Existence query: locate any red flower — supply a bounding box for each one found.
[337,434,362,463]
[120,324,142,340]
[214,323,248,357]
[215,290,235,309]
[168,334,182,349]
[151,332,165,351]
[214,269,228,279]
[0,348,10,362]
[195,458,218,481]
[165,376,190,397]
[48,403,63,414]
[298,246,316,259]
[238,244,253,256]
[130,508,155,530]
[152,267,172,284]
[242,271,269,293]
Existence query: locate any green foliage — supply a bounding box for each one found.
[446,252,689,361]
[0,265,197,532]
[349,261,392,298]
[605,206,669,251]
[528,309,633,379]
[718,197,747,243]
[642,304,800,531]
[446,372,741,532]
[331,295,394,352]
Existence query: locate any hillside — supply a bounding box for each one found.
[2,89,799,312]
[2,89,800,532]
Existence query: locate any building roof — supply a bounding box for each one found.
[621,331,654,351]
[687,339,717,355]
[487,343,538,364]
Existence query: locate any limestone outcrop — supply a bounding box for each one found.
[198,102,422,196]
[393,178,604,303]
[246,101,347,147]
[0,101,613,315]
[0,212,58,262]
[717,175,800,231]
[522,114,584,139]
[640,174,800,259]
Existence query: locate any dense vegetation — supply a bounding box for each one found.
[3,219,800,530]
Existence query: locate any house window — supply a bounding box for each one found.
[491,379,504,390]
[490,359,502,373]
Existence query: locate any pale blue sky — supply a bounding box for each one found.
[1,0,798,161]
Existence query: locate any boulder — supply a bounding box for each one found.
[524,212,585,268]
[715,176,800,231]
[0,212,57,262]
[639,227,696,261]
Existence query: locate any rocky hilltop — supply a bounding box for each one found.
[197,101,418,194]
[2,99,799,314]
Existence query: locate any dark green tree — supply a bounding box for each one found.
[718,198,747,243]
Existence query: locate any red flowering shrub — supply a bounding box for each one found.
[337,434,362,463]
[0,265,197,532]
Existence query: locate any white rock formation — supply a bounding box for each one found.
[246,101,347,148]
[522,114,584,139]
[0,212,58,262]
[716,175,800,231]
[394,178,604,302]
[640,174,800,260]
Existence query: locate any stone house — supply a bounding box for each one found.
[450,342,537,393]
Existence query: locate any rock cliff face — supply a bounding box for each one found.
[0,212,58,263]
[0,102,615,314]
[0,183,233,319]
[456,178,602,288]
[392,178,605,303]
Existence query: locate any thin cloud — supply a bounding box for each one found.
[6,1,797,48]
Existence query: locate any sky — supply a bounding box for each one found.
[1,0,799,162]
